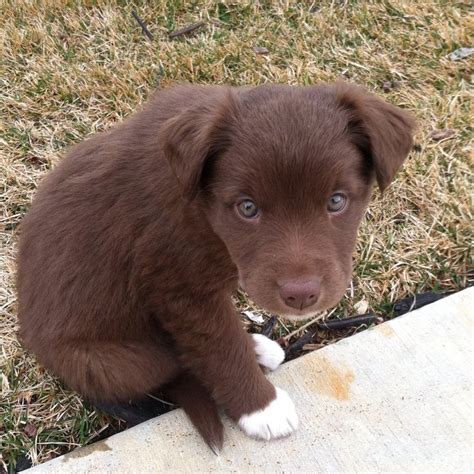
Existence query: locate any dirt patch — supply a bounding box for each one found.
[375,323,395,338]
[61,441,112,462]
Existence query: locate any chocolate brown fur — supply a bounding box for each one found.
[17,83,415,448]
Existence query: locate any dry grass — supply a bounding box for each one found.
[1,0,472,469]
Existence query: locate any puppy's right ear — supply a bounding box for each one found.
[159,87,237,200]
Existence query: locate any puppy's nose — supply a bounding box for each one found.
[279,280,320,310]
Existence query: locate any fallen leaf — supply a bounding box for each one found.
[30,128,43,140]
[252,46,269,55]
[382,80,401,92]
[448,47,474,61]
[354,300,369,315]
[1,373,10,392]
[429,129,456,141]
[17,391,33,404]
[242,310,265,324]
[24,423,37,438]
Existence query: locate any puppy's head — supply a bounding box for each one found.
[161,84,415,320]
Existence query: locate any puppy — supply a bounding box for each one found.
[17,83,415,450]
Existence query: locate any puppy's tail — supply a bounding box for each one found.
[164,373,224,454]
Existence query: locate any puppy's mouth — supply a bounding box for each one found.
[278,311,323,322]
[239,279,326,322]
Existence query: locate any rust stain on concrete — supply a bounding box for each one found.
[310,356,355,400]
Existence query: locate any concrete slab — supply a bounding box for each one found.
[27,287,474,473]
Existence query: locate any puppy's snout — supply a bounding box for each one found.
[279,280,320,310]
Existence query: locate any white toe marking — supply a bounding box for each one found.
[252,334,285,371]
[238,387,298,441]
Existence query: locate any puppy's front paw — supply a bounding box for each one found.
[252,334,285,371]
[238,387,298,441]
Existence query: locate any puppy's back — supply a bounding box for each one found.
[16,86,222,357]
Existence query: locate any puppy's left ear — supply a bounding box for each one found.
[335,83,416,191]
[159,87,237,200]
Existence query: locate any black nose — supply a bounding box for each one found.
[279,280,320,310]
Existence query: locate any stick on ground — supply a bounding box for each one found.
[169,21,205,39]
[319,313,382,330]
[131,10,154,41]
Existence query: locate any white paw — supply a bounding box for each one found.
[252,334,285,371]
[238,387,298,441]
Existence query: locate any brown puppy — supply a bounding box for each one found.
[17,83,415,450]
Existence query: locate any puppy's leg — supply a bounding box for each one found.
[238,387,298,440]
[43,339,180,404]
[252,334,285,371]
[158,298,298,441]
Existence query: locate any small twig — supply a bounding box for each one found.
[318,313,382,331]
[393,291,447,316]
[146,393,176,407]
[302,343,323,351]
[155,64,165,88]
[132,10,154,41]
[277,316,290,334]
[285,331,315,356]
[169,21,205,39]
[283,310,330,341]
[261,315,278,338]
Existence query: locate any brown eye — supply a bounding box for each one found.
[327,193,347,213]
[237,199,259,219]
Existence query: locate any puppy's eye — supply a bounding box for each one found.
[237,199,259,219]
[327,193,347,213]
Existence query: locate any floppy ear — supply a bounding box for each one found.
[159,87,237,200]
[335,83,416,191]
